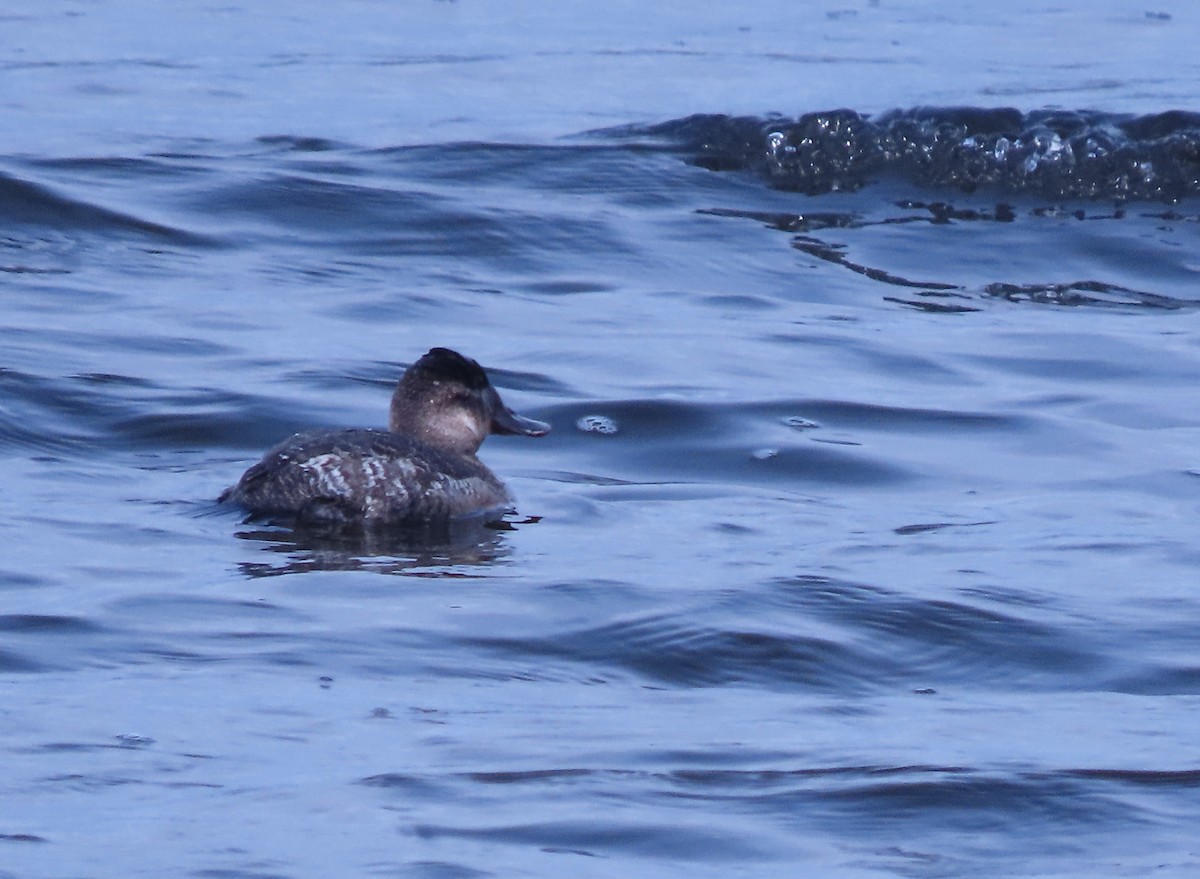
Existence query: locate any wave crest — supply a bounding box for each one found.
[635,107,1200,200]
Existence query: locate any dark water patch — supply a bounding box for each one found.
[811,771,1140,836]
[1110,665,1200,696]
[521,278,616,296]
[0,614,98,634]
[22,735,160,755]
[0,648,46,673]
[255,134,347,153]
[883,293,982,314]
[628,108,1200,201]
[668,764,971,790]
[411,819,770,862]
[359,773,452,798]
[0,367,313,458]
[894,521,996,536]
[0,264,71,276]
[27,153,213,181]
[395,863,490,879]
[0,169,210,243]
[0,833,47,843]
[1064,768,1200,787]
[466,768,596,785]
[984,280,1190,310]
[0,613,154,674]
[0,370,91,454]
[364,52,511,68]
[74,372,157,389]
[3,57,196,72]
[0,569,51,590]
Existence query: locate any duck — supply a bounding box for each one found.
[219,347,549,528]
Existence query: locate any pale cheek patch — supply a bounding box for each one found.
[449,409,482,438]
[428,410,484,449]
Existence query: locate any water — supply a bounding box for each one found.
[3,1,1200,877]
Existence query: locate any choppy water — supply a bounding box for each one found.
[3,2,1200,878]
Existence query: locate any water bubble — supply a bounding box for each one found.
[576,414,618,435]
[1084,136,1108,159]
[752,448,779,460]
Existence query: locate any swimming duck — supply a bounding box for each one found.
[219,347,549,527]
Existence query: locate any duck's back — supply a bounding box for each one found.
[219,429,511,527]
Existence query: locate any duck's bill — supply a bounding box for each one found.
[493,407,550,437]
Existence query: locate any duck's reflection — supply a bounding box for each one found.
[233,515,538,577]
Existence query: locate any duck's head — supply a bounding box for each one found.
[389,347,550,455]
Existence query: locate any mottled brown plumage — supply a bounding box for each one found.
[219,348,548,528]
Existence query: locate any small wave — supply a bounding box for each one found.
[701,191,1200,311]
[627,107,1200,201]
[0,169,209,243]
[0,614,108,674]
[452,575,1099,692]
[460,612,885,690]
[438,572,1104,692]
[811,771,1136,833]
[0,366,307,459]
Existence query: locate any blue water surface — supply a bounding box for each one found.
[2,2,1200,878]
